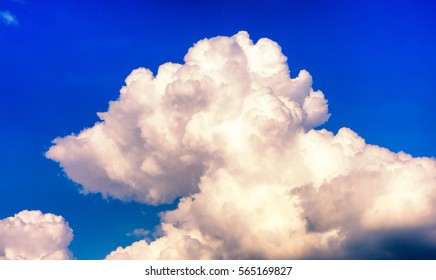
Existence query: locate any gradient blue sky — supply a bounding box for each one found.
[1,0,435,259]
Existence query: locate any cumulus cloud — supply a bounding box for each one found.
[47,31,329,205]
[0,210,73,260]
[47,31,436,259]
[0,10,18,26]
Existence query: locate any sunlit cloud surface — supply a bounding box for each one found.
[46,32,436,259]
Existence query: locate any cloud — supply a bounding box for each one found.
[8,0,26,4]
[47,31,436,259]
[126,228,150,238]
[0,10,18,26]
[46,31,329,205]
[0,210,73,260]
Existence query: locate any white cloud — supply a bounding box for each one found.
[126,228,150,238]
[0,10,18,26]
[46,31,329,205]
[0,210,73,260]
[47,31,436,259]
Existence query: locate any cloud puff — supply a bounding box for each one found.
[46,31,329,205]
[0,10,18,26]
[126,228,150,238]
[0,210,73,260]
[47,31,436,259]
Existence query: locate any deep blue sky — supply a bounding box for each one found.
[1,0,435,259]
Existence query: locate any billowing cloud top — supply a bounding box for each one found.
[0,210,73,260]
[46,31,329,205]
[47,32,436,259]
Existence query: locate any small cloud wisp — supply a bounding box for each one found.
[0,10,18,26]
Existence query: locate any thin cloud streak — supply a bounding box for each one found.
[8,0,26,4]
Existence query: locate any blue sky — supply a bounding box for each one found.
[1,0,435,259]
